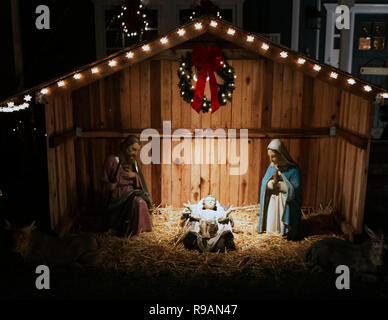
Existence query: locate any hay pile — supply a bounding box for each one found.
[97,205,342,277]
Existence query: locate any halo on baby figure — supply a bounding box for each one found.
[177,195,237,253]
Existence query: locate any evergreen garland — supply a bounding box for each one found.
[177,52,236,113]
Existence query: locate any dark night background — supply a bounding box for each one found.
[0,0,96,231]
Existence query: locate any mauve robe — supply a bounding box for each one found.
[102,154,152,235]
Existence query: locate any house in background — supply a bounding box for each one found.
[295,0,388,230]
[92,0,245,57]
[297,0,388,139]
[244,0,388,138]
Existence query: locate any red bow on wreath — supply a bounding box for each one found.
[191,45,222,113]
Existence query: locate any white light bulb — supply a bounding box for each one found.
[57,80,65,87]
[108,60,117,67]
[297,58,306,65]
[261,43,269,50]
[313,64,321,72]
[210,21,218,27]
[91,67,99,74]
[194,23,202,30]
[247,35,254,42]
[227,28,235,35]
[142,45,150,51]
[330,72,338,79]
[364,85,372,92]
[73,73,81,79]
[126,52,134,59]
[280,51,288,58]
[347,79,356,85]
[160,37,168,44]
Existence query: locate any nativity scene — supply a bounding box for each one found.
[1,10,385,299]
[34,17,375,243]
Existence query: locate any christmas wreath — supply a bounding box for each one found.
[177,45,236,113]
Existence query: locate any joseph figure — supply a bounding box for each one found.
[102,135,153,237]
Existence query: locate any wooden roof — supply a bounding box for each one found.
[1,16,387,108]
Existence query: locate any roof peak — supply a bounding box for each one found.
[1,16,386,111]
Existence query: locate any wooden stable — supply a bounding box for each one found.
[35,17,382,234]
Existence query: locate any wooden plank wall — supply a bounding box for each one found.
[46,56,372,232]
[45,93,77,230]
[72,61,156,212]
[334,91,372,233]
[159,59,341,208]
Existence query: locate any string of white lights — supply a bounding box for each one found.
[1,18,387,113]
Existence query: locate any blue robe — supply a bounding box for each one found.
[257,164,301,240]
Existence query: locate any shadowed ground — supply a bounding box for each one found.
[1,205,387,301]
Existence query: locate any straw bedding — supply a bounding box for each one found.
[96,204,342,277]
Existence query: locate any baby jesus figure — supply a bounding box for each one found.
[179,195,236,252]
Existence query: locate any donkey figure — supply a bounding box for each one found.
[305,226,387,282]
[5,220,101,267]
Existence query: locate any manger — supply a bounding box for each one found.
[96,204,341,276]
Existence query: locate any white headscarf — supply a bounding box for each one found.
[267,139,296,167]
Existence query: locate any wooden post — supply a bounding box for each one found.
[10,0,24,91]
